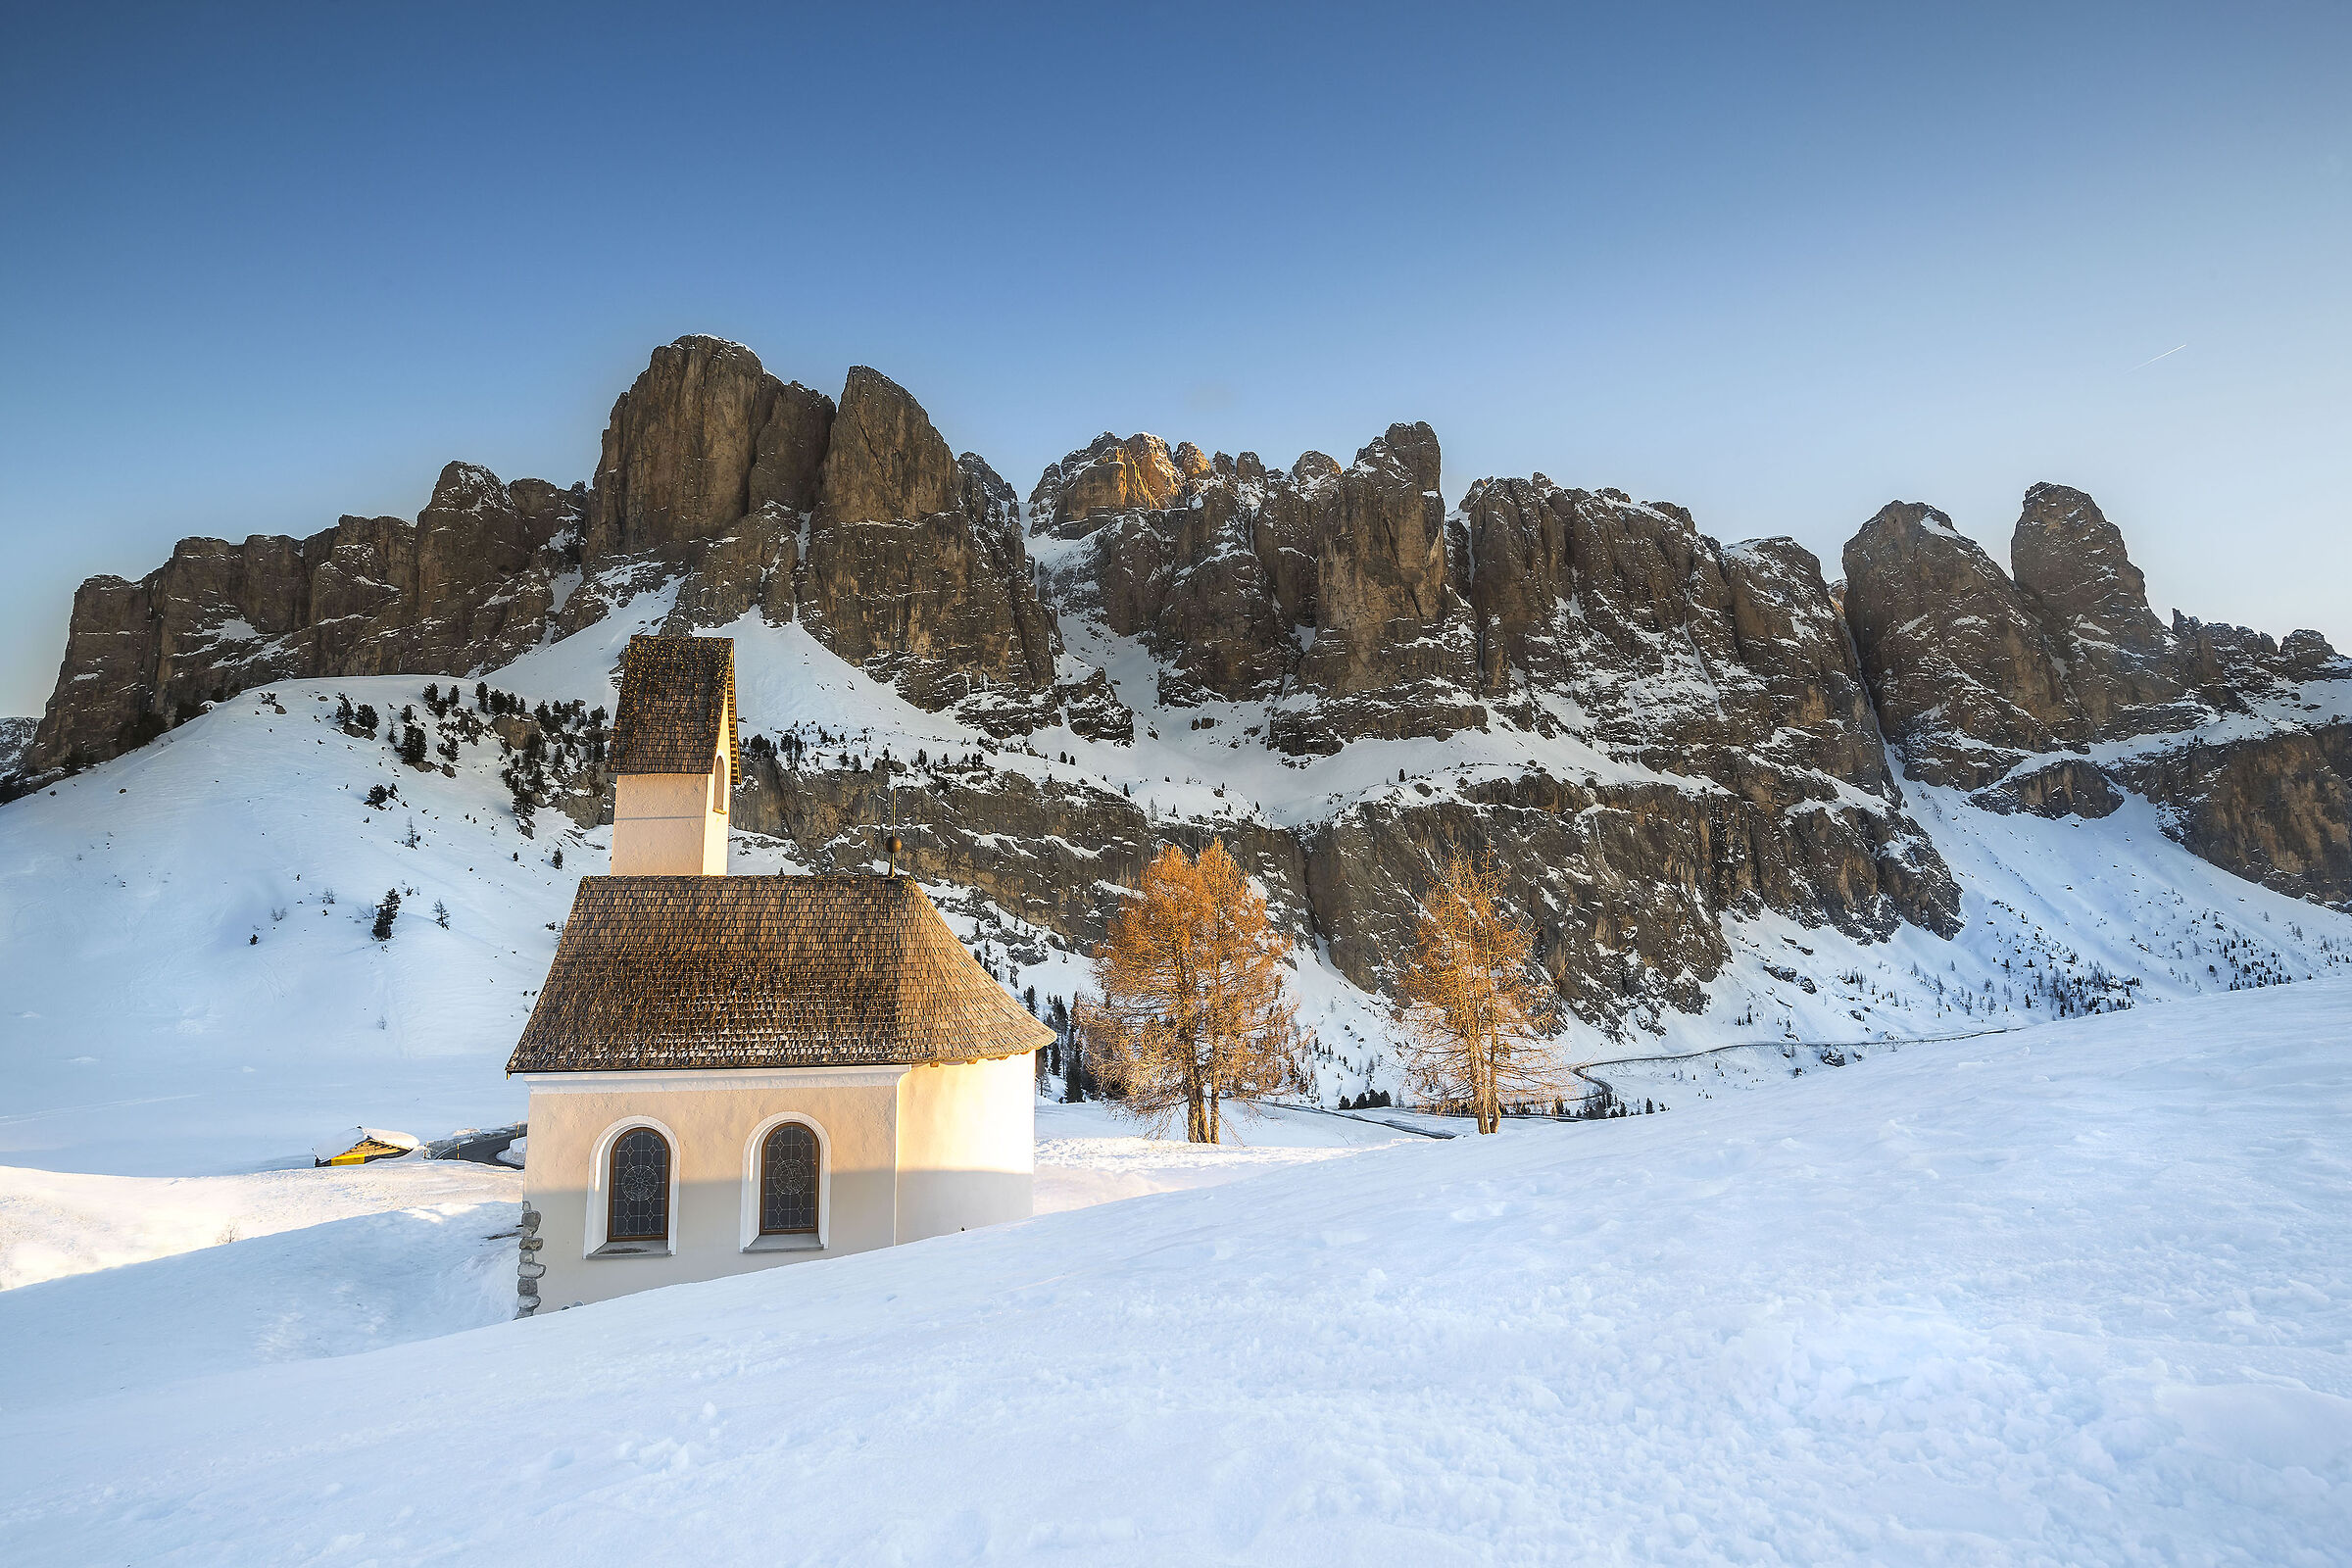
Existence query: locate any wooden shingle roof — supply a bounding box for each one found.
[507,875,1054,1073]
[610,634,736,775]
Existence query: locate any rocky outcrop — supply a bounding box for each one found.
[1972,760,2125,819]
[1302,770,1953,1029]
[1032,423,1484,746]
[1031,437,1298,710]
[22,463,582,774]
[1030,432,1197,531]
[1463,485,1895,794]
[20,339,1126,779]
[732,747,1953,1041]
[1839,483,2352,906]
[591,354,1100,736]
[1275,424,1485,753]
[0,717,31,781]
[1841,501,2082,789]
[20,335,2352,1036]
[2119,729,2352,906]
[733,753,1309,945]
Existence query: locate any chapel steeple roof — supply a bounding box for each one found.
[507,874,1054,1074]
[609,634,736,775]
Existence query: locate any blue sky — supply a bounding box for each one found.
[2,2,2346,715]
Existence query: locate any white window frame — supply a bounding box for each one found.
[585,1114,681,1259]
[740,1110,831,1253]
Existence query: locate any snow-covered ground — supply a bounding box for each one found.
[2,981,2345,1564]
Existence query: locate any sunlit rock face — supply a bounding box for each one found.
[586,334,832,559]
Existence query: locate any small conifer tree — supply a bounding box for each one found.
[371,888,401,941]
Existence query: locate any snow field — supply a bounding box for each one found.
[0,1099,1401,1425]
[0,1196,518,1413]
[2,981,2346,1564]
[1033,1098,1412,1212]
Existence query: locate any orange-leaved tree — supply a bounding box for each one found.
[1086,839,1300,1144]
[1395,853,1559,1134]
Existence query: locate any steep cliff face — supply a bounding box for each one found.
[584,335,833,558]
[23,463,583,773]
[898,423,1961,1029]
[2008,482,2192,739]
[20,340,1114,782]
[1841,501,2083,789]
[14,336,2349,1055]
[1031,421,1486,749]
[1464,485,1894,794]
[0,717,31,780]
[1276,423,1486,753]
[796,369,1071,734]
[1030,434,1298,710]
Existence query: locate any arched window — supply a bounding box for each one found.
[760,1121,819,1235]
[607,1127,671,1243]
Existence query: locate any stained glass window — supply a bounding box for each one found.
[760,1122,819,1235]
[607,1127,670,1243]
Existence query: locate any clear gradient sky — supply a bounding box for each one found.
[3,2,2347,716]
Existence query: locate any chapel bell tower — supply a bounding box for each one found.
[606,634,737,876]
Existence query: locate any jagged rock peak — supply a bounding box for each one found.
[1291,451,1343,487]
[1030,433,1192,533]
[1354,420,1442,496]
[21,460,584,775]
[587,335,833,559]
[2007,482,2195,739]
[2011,482,2167,656]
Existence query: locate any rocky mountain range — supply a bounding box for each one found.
[10,334,2348,1038]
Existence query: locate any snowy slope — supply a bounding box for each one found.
[0,1194,518,1410]
[0,1157,519,1290]
[3,982,2347,1564]
[6,590,2351,1173]
[0,681,580,1174]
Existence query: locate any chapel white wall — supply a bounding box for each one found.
[894,1052,1036,1243]
[524,1074,899,1309]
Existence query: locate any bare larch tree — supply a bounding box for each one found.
[1395,854,1559,1133]
[1086,839,1299,1143]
